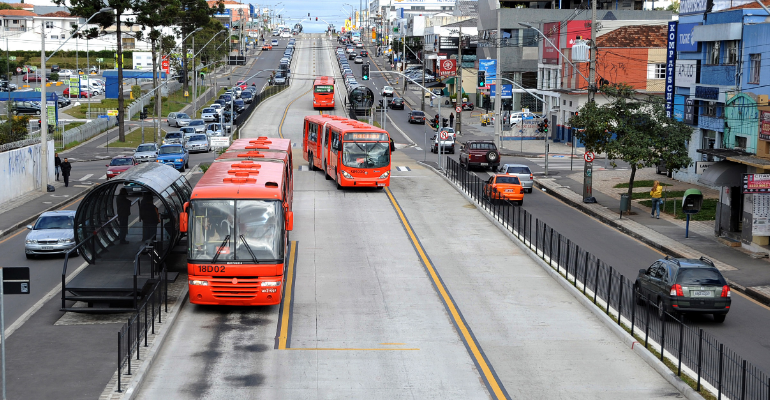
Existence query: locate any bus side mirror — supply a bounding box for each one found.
[179,202,189,233]
[286,211,294,231]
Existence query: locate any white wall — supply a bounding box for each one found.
[0,141,54,205]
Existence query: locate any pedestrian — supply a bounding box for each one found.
[116,188,131,244]
[54,152,61,181]
[60,157,72,187]
[139,192,160,241]
[430,95,434,108]
[650,180,663,219]
[449,112,455,128]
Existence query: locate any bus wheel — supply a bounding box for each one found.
[324,164,331,180]
[308,154,315,171]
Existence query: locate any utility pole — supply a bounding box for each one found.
[40,24,49,193]
[494,10,501,148]
[192,34,197,119]
[456,24,462,135]
[588,0,597,102]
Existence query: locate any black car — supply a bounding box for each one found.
[12,101,40,116]
[634,256,731,322]
[360,50,368,57]
[233,99,245,113]
[57,97,71,108]
[51,65,60,72]
[389,97,405,110]
[222,110,235,123]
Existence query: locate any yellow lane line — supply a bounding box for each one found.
[384,187,509,400]
[277,88,312,139]
[277,241,298,350]
[286,348,419,351]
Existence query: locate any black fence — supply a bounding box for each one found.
[232,84,288,131]
[444,156,770,400]
[116,244,167,393]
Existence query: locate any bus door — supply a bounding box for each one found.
[321,124,331,172]
[329,130,340,177]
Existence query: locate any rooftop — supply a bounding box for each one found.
[597,24,667,48]
[0,9,36,17]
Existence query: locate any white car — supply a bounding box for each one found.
[209,103,223,116]
[355,42,363,48]
[58,69,74,77]
[509,112,537,126]
[354,57,363,64]
[201,107,219,122]
[382,86,394,97]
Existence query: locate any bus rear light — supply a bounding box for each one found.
[189,280,209,286]
[261,281,281,287]
[379,171,390,179]
[341,170,353,179]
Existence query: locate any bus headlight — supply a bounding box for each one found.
[341,171,353,179]
[189,280,209,286]
[261,281,281,287]
[379,171,390,179]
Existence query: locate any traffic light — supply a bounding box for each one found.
[477,70,486,88]
[379,99,383,108]
[537,122,544,133]
[308,12,310,16]
[543,118,549,134]
[362,63,370,80]
[316,17,318,21]
[442,118,448,128]
[140,107,148,120]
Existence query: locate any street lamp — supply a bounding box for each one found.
[38,6,113,193]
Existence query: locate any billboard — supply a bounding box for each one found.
[489,84,512,99]
[543,22,560,64]
[743,174,770,194]
[566,20,591,48]
[438,59,456,77]
[680,0,752,14]
[675,59,698,87]
[478,59,496,89]
[760,110,770,142]
[664,22,677,118]
[676,23,700,52]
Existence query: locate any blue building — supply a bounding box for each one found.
[673,0,770,248]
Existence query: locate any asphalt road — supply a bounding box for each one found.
[353,46,770,376]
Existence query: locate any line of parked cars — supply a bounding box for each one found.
[273,37,295,86]
[336,46,360,92]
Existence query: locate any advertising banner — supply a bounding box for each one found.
[478,59,496,89]
[438,59,456,77]
[489,84,512,99]
[677,23,700,52]
[566,20,590,48]
[46,100,57,126]
[543,22,560,64]
[664,21,678,118]
[675,59,697,87]
[69,76,79,95]
[744,174,770,194]
[760,110,770,141]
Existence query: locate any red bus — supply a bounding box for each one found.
[303,114,392,189]
[312,76,335,110]
[215,150,294,208]
[180,160,293,306]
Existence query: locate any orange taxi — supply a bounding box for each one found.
[483,174,525,205]
[262,44,272,50]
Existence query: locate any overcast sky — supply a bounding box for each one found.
[262,0,363,33]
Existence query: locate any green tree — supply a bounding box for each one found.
[0,3,20,10]
[666,1,680,13]
[569,83,692,210]
[177,0,223,92]
[55,0,132,142]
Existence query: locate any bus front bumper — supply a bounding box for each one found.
[339,172,390,187]
[188,277,283,306]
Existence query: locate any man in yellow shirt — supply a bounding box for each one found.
[650,181,663,219]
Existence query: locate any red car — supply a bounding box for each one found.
[22,74,45,82]
[261,44,272,50]
[236,80,248,90]
[62,87,91,98]
[106,156,138,179]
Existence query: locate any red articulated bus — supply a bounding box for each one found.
[303,114,392,189]
[227,137,294,196]
[180,160,293,306]
[312,76,335,110]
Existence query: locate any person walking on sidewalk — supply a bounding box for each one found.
[650,181,663,219]
[116,188,131,244]
[61,158,72,187]
[449,113,454,129]
[54,153,61,181]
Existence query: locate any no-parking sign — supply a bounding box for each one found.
[440,130,449,140]
[583,152,595,163]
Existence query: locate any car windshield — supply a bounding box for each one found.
[242,92,252,97]
[190,135,207,142]
[176,113,189,119]
[393,98,403,103]
[411,111,424,116]
[110,158,133,166]
[384,86,393,91]
[235,100,244,105]
[202,108,215,114]
[496,176,521,185]
[136,145,156,152]
[189,200,284,262]
[181,128,195,133]
[166,133,182,139]
[34,215,74,230]
[341,142,390,169]
[677,268,726,286]
[506,166,531,174]
[159,146,183,155]
[189,120,204,126]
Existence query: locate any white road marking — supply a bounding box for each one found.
[396,166,411,171]
[78,174,93,181]
[98,174,107,180]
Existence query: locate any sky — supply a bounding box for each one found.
[259,0,364,33]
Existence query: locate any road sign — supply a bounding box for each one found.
[2,267,30,295]
[16,67,21,73]
[8,56,15,61]
[30,66,37,72]
[440,130,448,140]
[96,58,104,62]
[211,137,230,148]
[583,152,595,163]
[107,109,118,116]
[455,106,462,113]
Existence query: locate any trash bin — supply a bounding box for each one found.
[620,193,630,217]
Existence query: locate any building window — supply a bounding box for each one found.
[50,35,58,39]
[735,136,747,150]
[12,20,18,24]
[545,69,551,89]
[709,42,720,65]
[647,63,665,79]
[725,41,738,64]
[45,21,53,29]
[704,101,717,117]
[750,54,761,84]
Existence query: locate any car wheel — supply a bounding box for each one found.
[517,200,524,206]
[657,298,666,321]
[656,165,662,174]
[35,110,40,116]
[180,165,185,172]
[25,253,34,259]
[713,314,726,323]
[185,161,189,168]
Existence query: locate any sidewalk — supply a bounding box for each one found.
[535,170,770,304]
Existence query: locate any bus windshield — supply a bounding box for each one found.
[341,142,390,168]
[314,85,334,93]
[189,199,284,263]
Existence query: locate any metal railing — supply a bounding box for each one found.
[60,116,117,149]
[443,156,770,400]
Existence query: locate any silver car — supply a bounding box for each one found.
[163,131,185,145]
[188,119,207,133]
[133,142,159,162]
[25,211,77,258]
[201,108,219,122]
[499,163,534,193]
[206,123,226,136]
[167,112,191,127]
[185,133,211,153]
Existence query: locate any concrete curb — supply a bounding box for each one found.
[420,162,706,400]
[533,179,770,307]
[119,287,189,400]
[0,184,97,239]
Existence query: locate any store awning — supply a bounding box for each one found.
[698,161,746,187]
[444,77,455,85]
